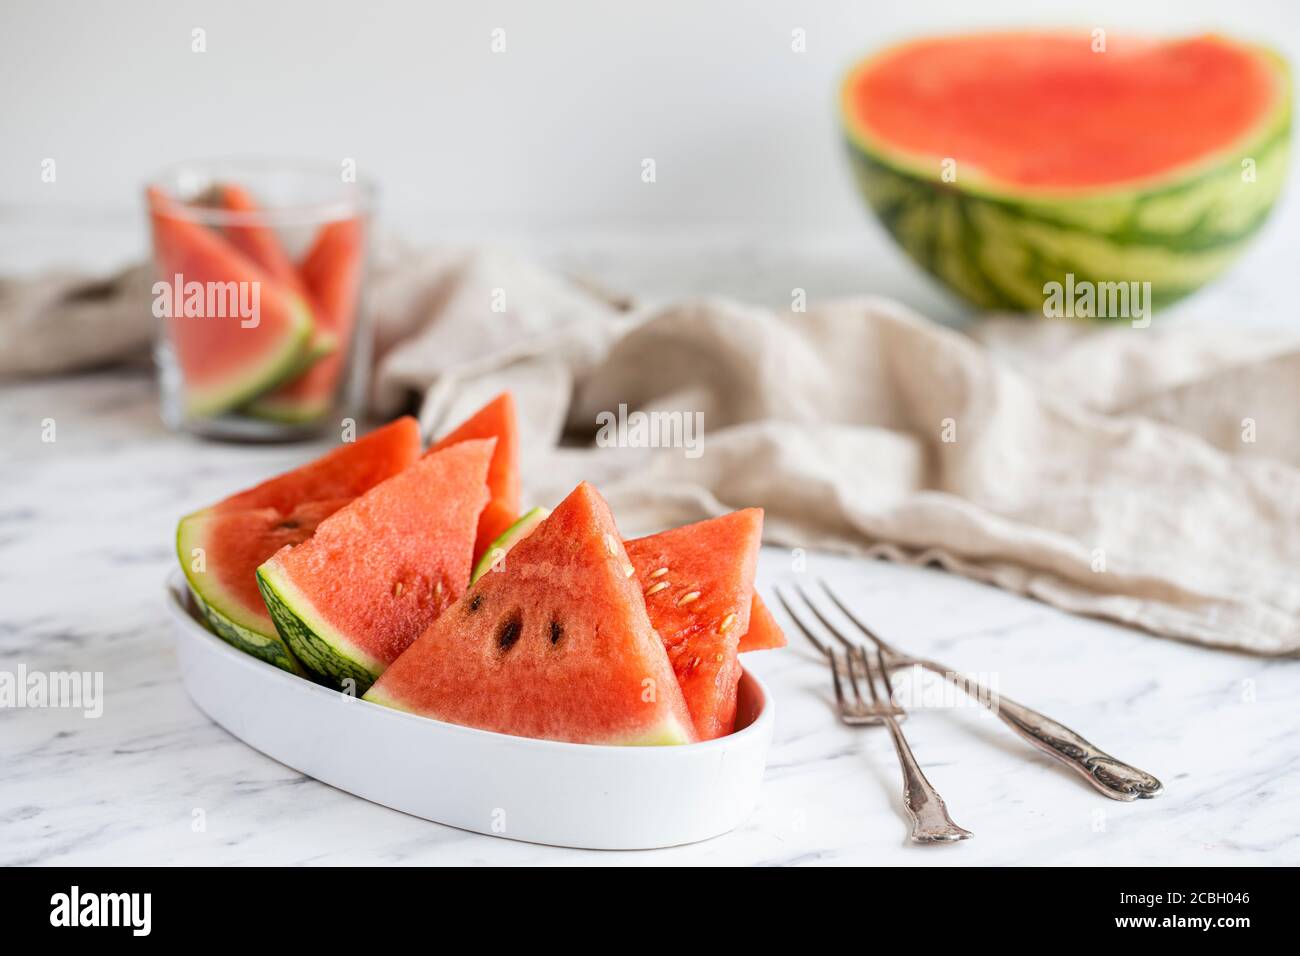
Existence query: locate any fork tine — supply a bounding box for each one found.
[774,585,829,656]
[865,646,897,711]
[827,649,848,711]
[856,646,883,707]
[842,644,867,706]
[818,580,901,654]
[791,582,859,651]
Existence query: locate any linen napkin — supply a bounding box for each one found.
[5,245,1299,655]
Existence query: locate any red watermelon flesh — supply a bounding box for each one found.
[627,509,763,740]
[176,417,421,671]
[846,33,1283,191]
[739,594,787,653]
[182,497,351,635]
[246,217,366,422]
[213,417,421,515]
[218,184,310,297]
[365,482,697,746]
[257,440,493,687]
[148,186,313,416]
[428,392,521,558]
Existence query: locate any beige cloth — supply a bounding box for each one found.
[6,246,1300,655]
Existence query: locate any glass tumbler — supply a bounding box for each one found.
[146,160,372,440]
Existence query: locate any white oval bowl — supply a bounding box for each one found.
[166,572,774,850]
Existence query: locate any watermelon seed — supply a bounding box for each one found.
[645,581,670,597]
[603,533,618,556]
[468,594,483,613]
[719,612,736,633]
[549,619,564,645]
[677,590,701,607]
[497,612,523,652]
[393,581,403,597]
[622,561,636,578]
[650,567,669,579]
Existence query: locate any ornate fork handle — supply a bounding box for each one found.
[907,659,1164,801]
[882,715,973,842]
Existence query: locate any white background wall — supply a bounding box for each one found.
[3,0,1297,241]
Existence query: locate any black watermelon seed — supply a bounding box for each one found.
[549,620,564,646]
[497,612,523,652]
[467,594,482,613]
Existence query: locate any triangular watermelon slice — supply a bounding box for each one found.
[257,439,494,691]
[148,186,314,417]
[428,392,521,559]
[626,510,764,740]
[364,483,697,746]
[245,217,365,423]
[740,595,786,652]
[176,417,421,672]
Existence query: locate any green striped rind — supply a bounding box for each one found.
[175,512,305,676]
[256,561,383,693]
[841,44,1292,313]
[184,294,315,418]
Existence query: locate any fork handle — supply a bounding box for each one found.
[882,716,973,843]
[915,661,1164,801]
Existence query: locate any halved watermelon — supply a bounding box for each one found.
[627,510,763,740]
[739,594,787,653]
[429,392,521,559]
[257,439,494,690]
[148,186,314,417]
[176,417,421,671]
[841,33,1292,310]
[246,217,365,423]
[365,483,696,745]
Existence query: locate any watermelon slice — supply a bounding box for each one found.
[739,594,787,653]
[245,217,365,423]
[627,510,763,740]
[470,506,550,584]
[257,439,494,690]
[365,482,697,745]
[217,184,310,298]
[148,186,314,417]
[176,417,421,671]
[429,392,521,559]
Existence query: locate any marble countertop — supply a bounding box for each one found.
[3,366,1298,866]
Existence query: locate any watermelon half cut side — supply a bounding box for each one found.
[627,509,764,740]
[257,439,494,691]
[245,217,366,423]
[148,187,315,417]
[175,417,421,672]
[841,33,1292,311]
[365,483,697,746]
[428,392,521,559]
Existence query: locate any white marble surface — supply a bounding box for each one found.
[2,365,1298,866]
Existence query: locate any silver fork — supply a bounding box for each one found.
[814,580,1164,801]
[781,587,973,844]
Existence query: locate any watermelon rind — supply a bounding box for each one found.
[255,561,384,692]
[469,506,550,585]
[840,36,1293,312]
[241,391,334,425]
[176,511,305,676]
[183,294,316,419]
